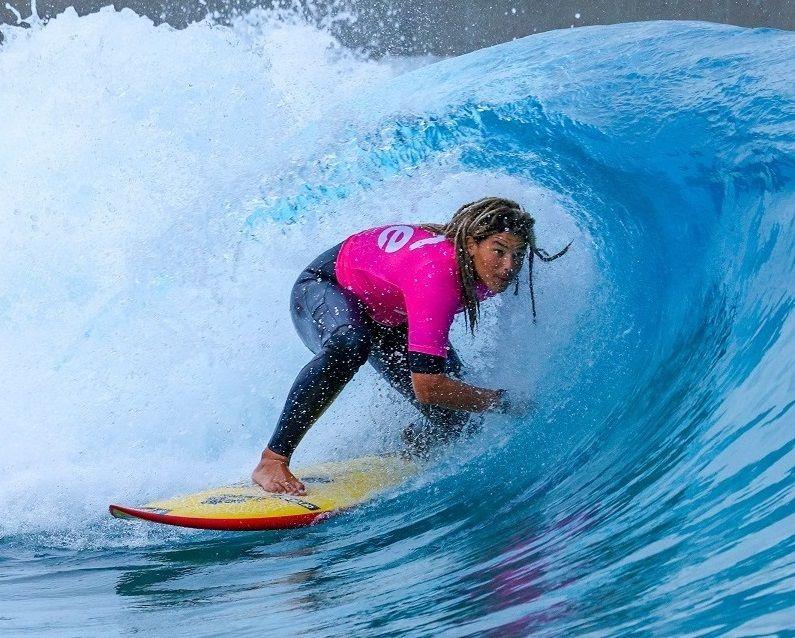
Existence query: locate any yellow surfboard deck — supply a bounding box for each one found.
[109,455,417,530]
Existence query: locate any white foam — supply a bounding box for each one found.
[0,5,420,540]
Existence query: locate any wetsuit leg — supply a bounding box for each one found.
[367,324,477,456]
[267,245,371,458]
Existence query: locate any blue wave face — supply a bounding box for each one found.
[2,15,793,637]
[219,21,795,635]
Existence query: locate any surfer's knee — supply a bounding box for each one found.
[325,325,371,369]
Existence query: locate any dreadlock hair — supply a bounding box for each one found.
[424,197,571,333]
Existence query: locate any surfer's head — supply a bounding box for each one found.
[425,197,570,331]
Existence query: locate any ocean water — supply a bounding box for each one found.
[1,6,793,636]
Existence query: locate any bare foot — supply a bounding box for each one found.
[251,448,306,495]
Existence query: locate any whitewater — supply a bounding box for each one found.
[0,5,793,636]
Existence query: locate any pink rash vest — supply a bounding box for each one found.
[335,225,495,358]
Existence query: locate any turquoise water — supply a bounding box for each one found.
[1,8,793,637]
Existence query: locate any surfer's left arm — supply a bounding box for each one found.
[403,274,504,411]
[411,371,502,412]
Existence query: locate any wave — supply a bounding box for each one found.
[1,8,792,635]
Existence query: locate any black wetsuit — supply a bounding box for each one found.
[267,244,474,458]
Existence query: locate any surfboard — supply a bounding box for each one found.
[109,455,417,531]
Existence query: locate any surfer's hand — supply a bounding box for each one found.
[494,390,536,417]
[252,448,307,496]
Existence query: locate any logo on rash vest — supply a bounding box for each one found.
[378,225,414,253]
[409,235,447,250]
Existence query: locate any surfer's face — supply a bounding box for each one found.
[466,231,526,293]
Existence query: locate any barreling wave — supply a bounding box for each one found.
[1,9,792,636]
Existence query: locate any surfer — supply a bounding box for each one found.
[252,197,569,495]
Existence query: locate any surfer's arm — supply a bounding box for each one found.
[403,266,505,411]
[411,372,502,412]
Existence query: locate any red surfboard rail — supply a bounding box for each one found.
[108,504,332,531]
